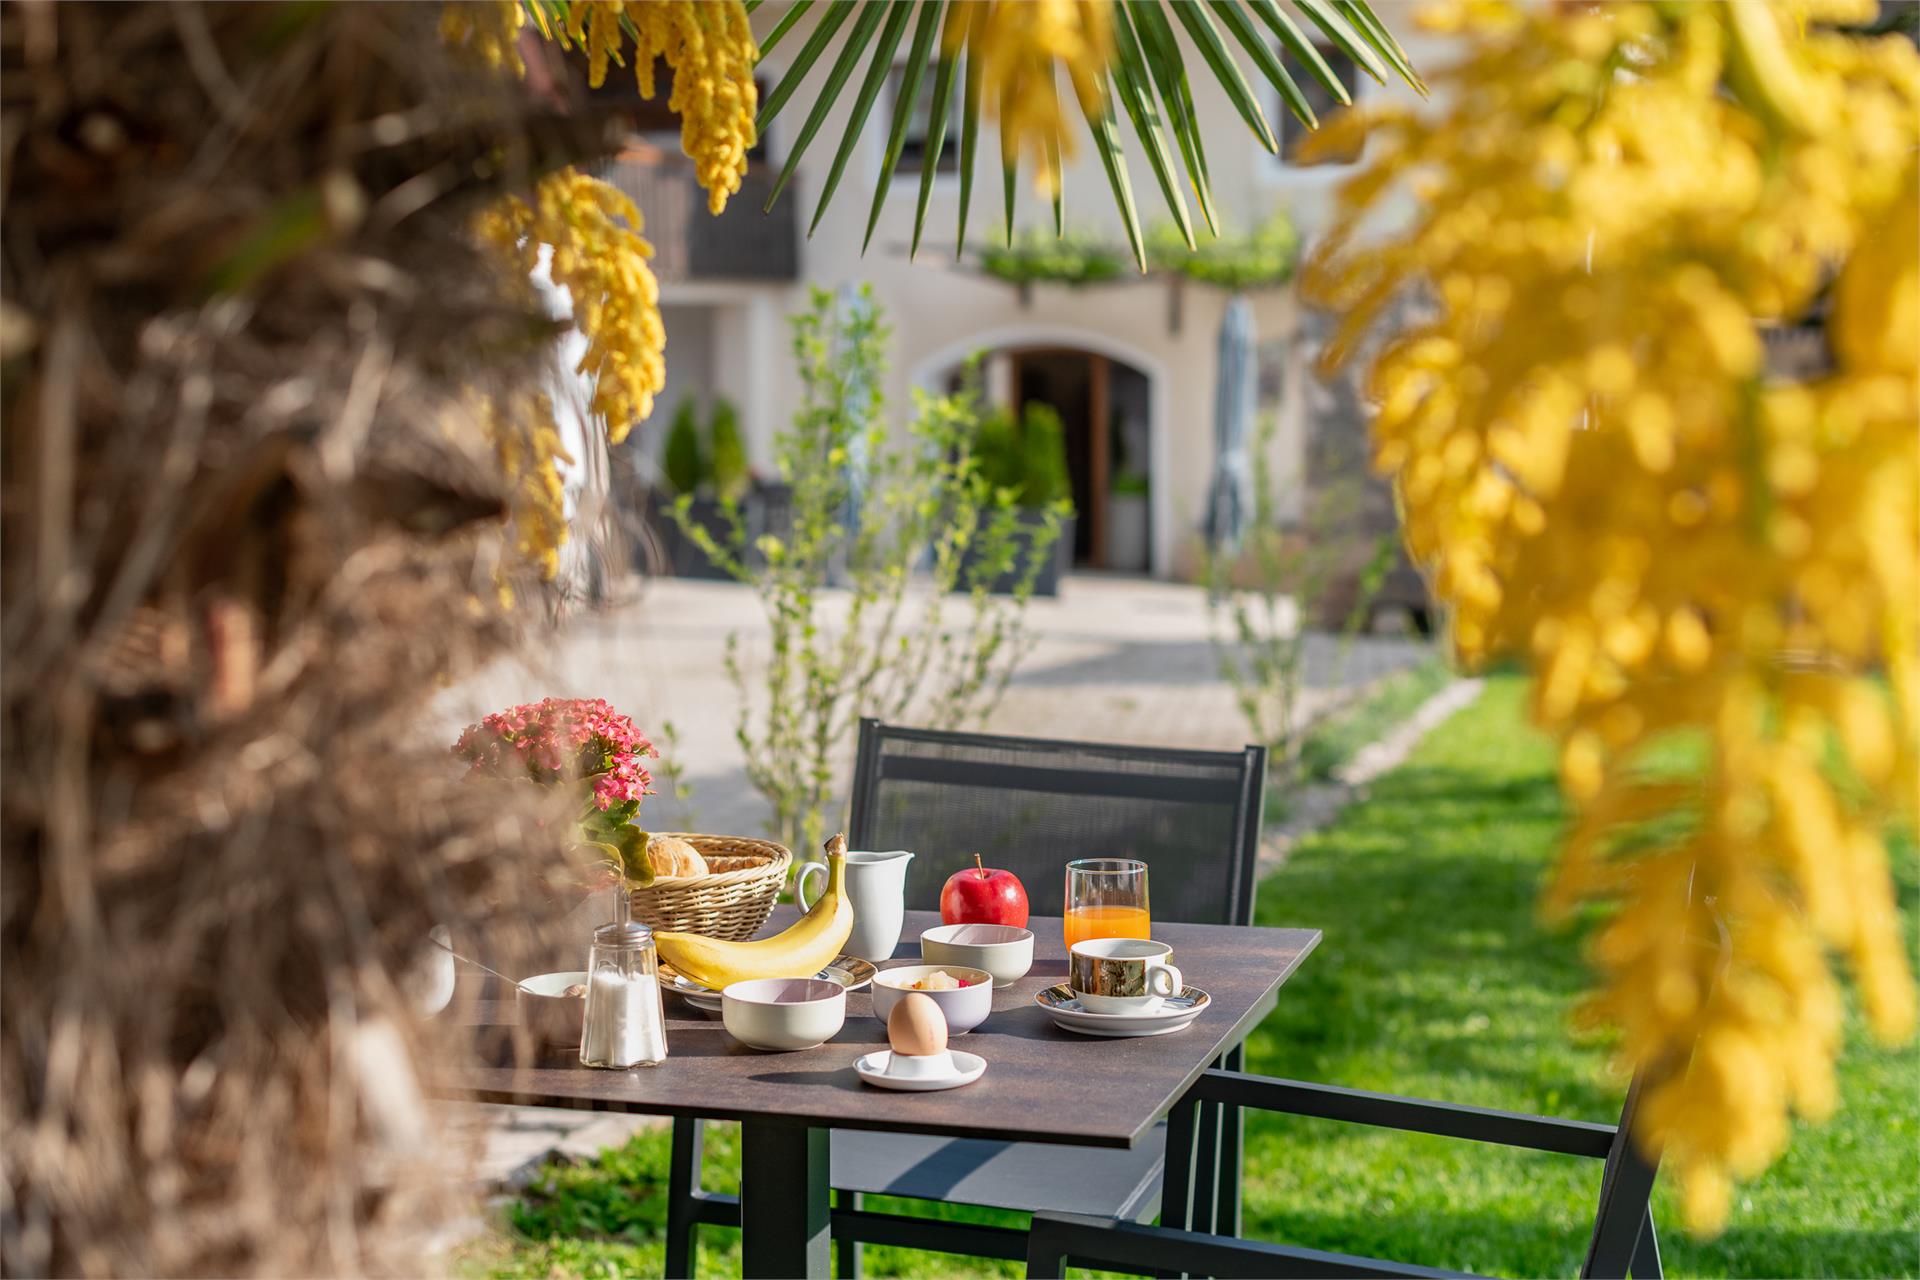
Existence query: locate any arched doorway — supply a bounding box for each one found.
[924,340,1158,574]
[1004,348,1152,572]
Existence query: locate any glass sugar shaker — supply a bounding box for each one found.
[579,908,668,1069]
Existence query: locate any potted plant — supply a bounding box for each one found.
[452,697,661,887]
[964,401,1075,596]
[644,397,729,579]
[1107,469,1151,573]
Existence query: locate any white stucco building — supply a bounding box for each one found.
[606,4,1450,580]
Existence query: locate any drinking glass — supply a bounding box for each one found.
[1064,858,1152,950]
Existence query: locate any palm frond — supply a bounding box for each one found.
[749,0,1422,265]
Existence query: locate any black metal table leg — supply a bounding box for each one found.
[665,1117,703,1279]
[741,1120,831,1279]
[1217,1042,1245,1238]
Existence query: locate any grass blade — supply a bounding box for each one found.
[1247,0,1349,106]
[1129,0,1218,235]
[1166,0,1276,153]
[811,0,916,237]
[910,43,961,259]
[757,0,816,59]
[1079,75,1145,273]
[764,0,890,211]
[955,0,986,257]
[1110,1,1193,245]
[1335,0,1428,95]
[1209,0,1314,129]
[758,0,856,132]
[1293,0,1390,86]
[868,0,945,254]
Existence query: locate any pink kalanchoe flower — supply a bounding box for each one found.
[453,698,658,809]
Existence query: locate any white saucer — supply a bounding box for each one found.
[1035,984,1210,1038]
[666,956,877,1012]
[854,1049,987,1091]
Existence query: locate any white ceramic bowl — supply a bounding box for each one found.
[871,965,994,1034]
[721,977,847,1051]
[516,971,588,1049]
[919,923,1035,989]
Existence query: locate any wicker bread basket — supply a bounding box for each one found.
[627,833,791,941]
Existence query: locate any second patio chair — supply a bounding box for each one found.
[1026,1064,1663,1279]
[663,717,1270,1277]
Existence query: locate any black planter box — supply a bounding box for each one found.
[639,482,792,581]
[960,509,1075,598]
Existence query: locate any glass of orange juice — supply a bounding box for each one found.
[1064,858,1151,950]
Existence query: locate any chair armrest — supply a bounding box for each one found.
[1186,1069,1617,1158]
[1026,1211,1484,1280]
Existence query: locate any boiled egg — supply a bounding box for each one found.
[886,991,949,1058]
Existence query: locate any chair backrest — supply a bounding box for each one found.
[846,718,1268,925]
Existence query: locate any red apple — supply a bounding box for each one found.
[940,854,1029,928]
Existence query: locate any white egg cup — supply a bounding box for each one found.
[855,1048,987,1092]
[885,1048,956,1079]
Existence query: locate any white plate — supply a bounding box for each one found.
[855,1049,987,1091]
[664,956,877,1011]
[1034,984,1210,1038]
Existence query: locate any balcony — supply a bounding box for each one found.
[596,145,799,284]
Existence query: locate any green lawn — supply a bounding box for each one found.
[463,676,1919,1280]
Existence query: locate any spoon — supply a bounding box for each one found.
[428,934,526,990]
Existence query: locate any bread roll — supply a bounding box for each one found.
[645,834,709,878]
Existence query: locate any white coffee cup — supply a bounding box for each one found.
[1068,937,1182,1014]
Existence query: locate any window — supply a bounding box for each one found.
[887,66,961,177]
[1275,44,1363,166]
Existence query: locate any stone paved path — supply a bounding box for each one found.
[442,573,1429,842]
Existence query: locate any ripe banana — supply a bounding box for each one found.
[654,836,853,990]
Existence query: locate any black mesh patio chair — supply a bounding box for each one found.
[663,718,1270,1277]
[1026,1065,1663,1280]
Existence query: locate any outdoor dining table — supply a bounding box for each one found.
[442,907,1320,1279]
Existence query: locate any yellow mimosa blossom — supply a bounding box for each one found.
[474,168,665,579]
[480,167,666,443]
[945,0,1113,196]
[476,391,573,586]
[439,0,526,76]
[1306,0,1919,1235]
[548,0,760,215]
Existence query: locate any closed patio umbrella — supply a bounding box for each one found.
[1204,293,1256,553]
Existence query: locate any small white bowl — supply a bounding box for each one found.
[721,977,847,1051]
[871,965,994,1034]
[919,923,1035,988]
[516,971,588,1049]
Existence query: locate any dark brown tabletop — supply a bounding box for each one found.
[441,908,1319,1150]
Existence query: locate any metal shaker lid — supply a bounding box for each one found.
[593,920,653,948]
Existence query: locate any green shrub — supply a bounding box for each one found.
[977,226,1127,287]
[970,407,1020,499]
[669,286,1063,849]
[708,397,748,500]
[972,402,1072,510]
[1149,212,1299,290]
[663,396,704,495]
[1018,402,1071,509]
